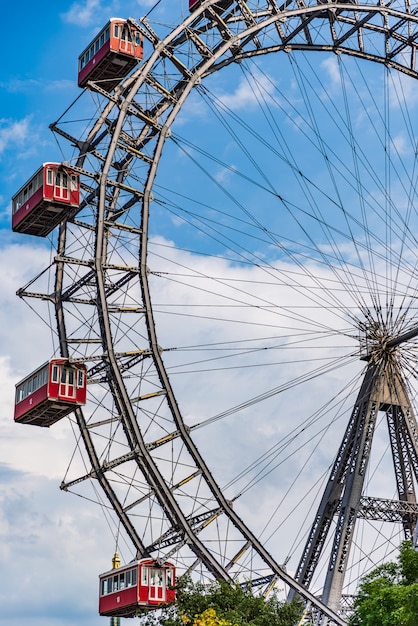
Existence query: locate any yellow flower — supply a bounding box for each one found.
[192,608,232,626]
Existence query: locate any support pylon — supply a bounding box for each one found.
[292,344,418,613]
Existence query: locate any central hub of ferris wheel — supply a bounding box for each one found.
[357,313,418,365]
[359,323,395,364]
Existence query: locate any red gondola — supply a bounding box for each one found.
[99,558,176,617]
[78,18,144,90]
[12,163,80,237]
[14,359,87,428]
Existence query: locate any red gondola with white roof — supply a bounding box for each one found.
[14,359,87,428]
[99,558,176,617]
[12,163,80,237]
[78,18,144,90]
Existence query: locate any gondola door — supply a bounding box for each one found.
[148,565,165,602]
[119,25,133,55]
[54,170,69,200]
[59,366,76,400]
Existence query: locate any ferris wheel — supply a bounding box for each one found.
[13,1,418,624]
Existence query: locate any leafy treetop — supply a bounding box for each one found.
[349,541,418,626]
[138,576,304,626]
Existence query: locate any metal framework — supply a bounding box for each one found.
[292,346,418,611]
[16,1,418,623]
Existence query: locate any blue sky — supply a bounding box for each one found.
[2,1,418,623]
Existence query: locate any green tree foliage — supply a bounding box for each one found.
[138,577,303,626]
[349,541,418,626]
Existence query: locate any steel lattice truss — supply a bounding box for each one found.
[18,1,418,624]
[292,356,418,610]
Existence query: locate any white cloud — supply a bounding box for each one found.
[389,70,418,109]
[0,465,108,625]
[214,163,237,183]
[134,0,158,7]
[0,78,41,93]
[44,79,78,94]
[0,242,52,373]
[391,131,410,157]
[0,118,32,157]
[320,56,341,90]
[216,71,277,112]
[61,0,107,27]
